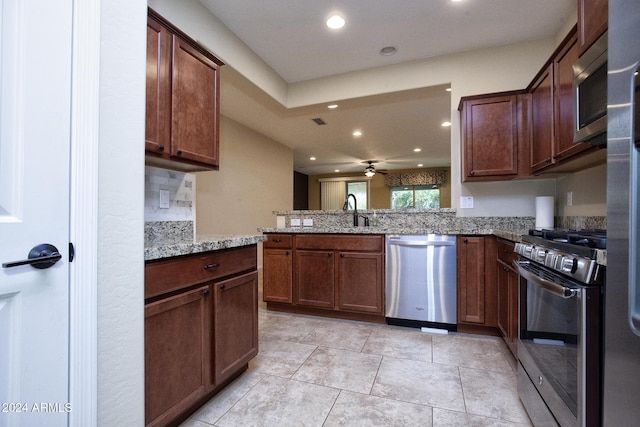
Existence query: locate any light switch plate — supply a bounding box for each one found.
[159,189,170,209]
[290,218,301,227]
[303,219,313,227]
[460,196,474,209]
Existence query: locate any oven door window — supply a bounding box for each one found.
[520,277,580,417]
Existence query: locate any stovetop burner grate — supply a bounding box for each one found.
[529,229,607,249]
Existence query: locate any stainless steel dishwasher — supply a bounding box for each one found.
[385,235,457,331]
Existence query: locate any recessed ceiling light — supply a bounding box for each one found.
[310,157,316,161]
[326,15,345,29]
[334,169,340,173]
[327,104,338,109]
[418,164,424,167]
[414,148,422,152]
[446,88,452,92]
[380,46,397,56]
[441,121,452,127]
[353,130,362,137]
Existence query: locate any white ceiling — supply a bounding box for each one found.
[200,0,576,175]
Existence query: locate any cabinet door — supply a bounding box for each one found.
[457,237,486,324]
[145,16,171,155]
[171,36,220,167]
[337,252,384,314]
[507,267,519,355]
[554,35,594,161]
[263,248,293,303]
[295,250,335,308]
[213,271,258,385]
[578,0,608,54]
[530,64,555,172]
[462,95,519,180]
[145,286,211,427]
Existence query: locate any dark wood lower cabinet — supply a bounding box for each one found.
[337,252,383,314]
[263,233,385,322]
[145,286,211,427]
[144,245,258,427]
[213,271,258,384]
[457,235,498,334]
[295,250,335,309]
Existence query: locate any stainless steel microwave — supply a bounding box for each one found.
[573,32,608,145]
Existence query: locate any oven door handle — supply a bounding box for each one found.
[513,260,578,299]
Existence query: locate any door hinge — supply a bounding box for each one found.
[69,242,75,262]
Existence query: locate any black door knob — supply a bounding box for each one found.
[2,244,62,269]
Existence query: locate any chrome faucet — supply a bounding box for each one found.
[343,193,358,226]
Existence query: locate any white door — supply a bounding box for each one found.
[0,0,73,425]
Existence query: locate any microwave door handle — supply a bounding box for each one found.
[513,260,577,299]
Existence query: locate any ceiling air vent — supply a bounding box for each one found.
[311,118,327,125]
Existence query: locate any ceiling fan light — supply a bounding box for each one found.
[364,164,376,177]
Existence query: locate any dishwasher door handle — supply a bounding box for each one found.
[388,239,455,247]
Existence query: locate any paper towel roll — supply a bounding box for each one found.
[535,196,554,230]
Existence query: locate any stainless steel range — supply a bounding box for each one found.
[513,229,605,427]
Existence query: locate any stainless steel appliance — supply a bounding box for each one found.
[573,32,607,145]
[604,1,640,424]
[385,235,457,331]
[514,230,605,427]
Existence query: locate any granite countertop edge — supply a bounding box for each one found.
[145,234,267,261]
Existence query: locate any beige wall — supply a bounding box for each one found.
[555,163,607,217]
[307,167,451,210]
[196,116,293,234]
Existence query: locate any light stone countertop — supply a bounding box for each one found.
[145,234,266,261]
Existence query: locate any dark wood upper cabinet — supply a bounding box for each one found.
[529,28,597,173]
[459,91,529,182]
[578,0,608,55]
[145,8,223,172]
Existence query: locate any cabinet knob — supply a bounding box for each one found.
[340,253,344,258]
[176,149,183,156]
[285,251,290,256]
[204,263,220,270]
[328,252,332,257]
[463,238,468,243]
[157,145,165,152]
[203,289,209,296]
[272,239,282,243]
[219,284,225,290]
[469,170,475,176]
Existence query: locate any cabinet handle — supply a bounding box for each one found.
[469,170,475,176]
[463,238,468,243]
[204,263,220,270]
[272,239,282,243]
[176,149,183,156]
[157,145,165,152]
[219,284,225,290]
[203,289,209,296]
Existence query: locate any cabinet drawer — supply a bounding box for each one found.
[263,234,293,248]
[145,245,257,299]
[497,239,517,265]
[295,234,383,252]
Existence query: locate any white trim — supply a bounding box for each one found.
[317,177,369,182]
[68,0,100,425]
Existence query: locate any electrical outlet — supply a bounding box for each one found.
[159,189,170,209]
[567,191,573,207]
[303,219,313,227]
[460,196,474,209]
[290,218,301,227]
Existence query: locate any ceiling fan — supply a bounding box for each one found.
[362,160,387,177]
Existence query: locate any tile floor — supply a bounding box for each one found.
[181,295,533,427]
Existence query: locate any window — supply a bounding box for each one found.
[390,185,440,209]
[346,181,367,210]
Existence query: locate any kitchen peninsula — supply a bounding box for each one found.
[144,226,265,427]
